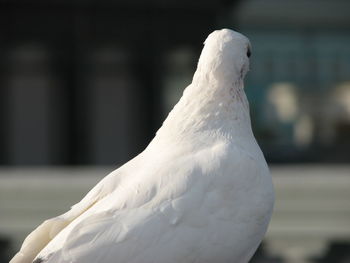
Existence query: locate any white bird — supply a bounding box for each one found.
[11,29,274,263]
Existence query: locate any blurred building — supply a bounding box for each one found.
[0,0,236,165]
[237,0,350,163]
[0,0,350,165]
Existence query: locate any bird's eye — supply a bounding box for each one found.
[247,48,251,58]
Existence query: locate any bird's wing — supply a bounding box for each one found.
[10,156,140,263]
[32,153,201,263]
[33,141,272,263]
[26,142,202,263]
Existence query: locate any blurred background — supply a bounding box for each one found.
[0,0,350,262]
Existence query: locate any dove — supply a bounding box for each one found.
[10,28,274,263]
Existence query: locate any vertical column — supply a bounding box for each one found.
[6,44,54,165]
[86,46,141,165]
[0,44,9,164]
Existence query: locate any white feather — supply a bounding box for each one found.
[10,29,274,263]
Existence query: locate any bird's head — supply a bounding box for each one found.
[195,29,251,83]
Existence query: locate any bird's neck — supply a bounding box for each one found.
[157,75,253,141]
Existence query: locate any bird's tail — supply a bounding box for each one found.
[10,169,120,263]
[10,217,69,263]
